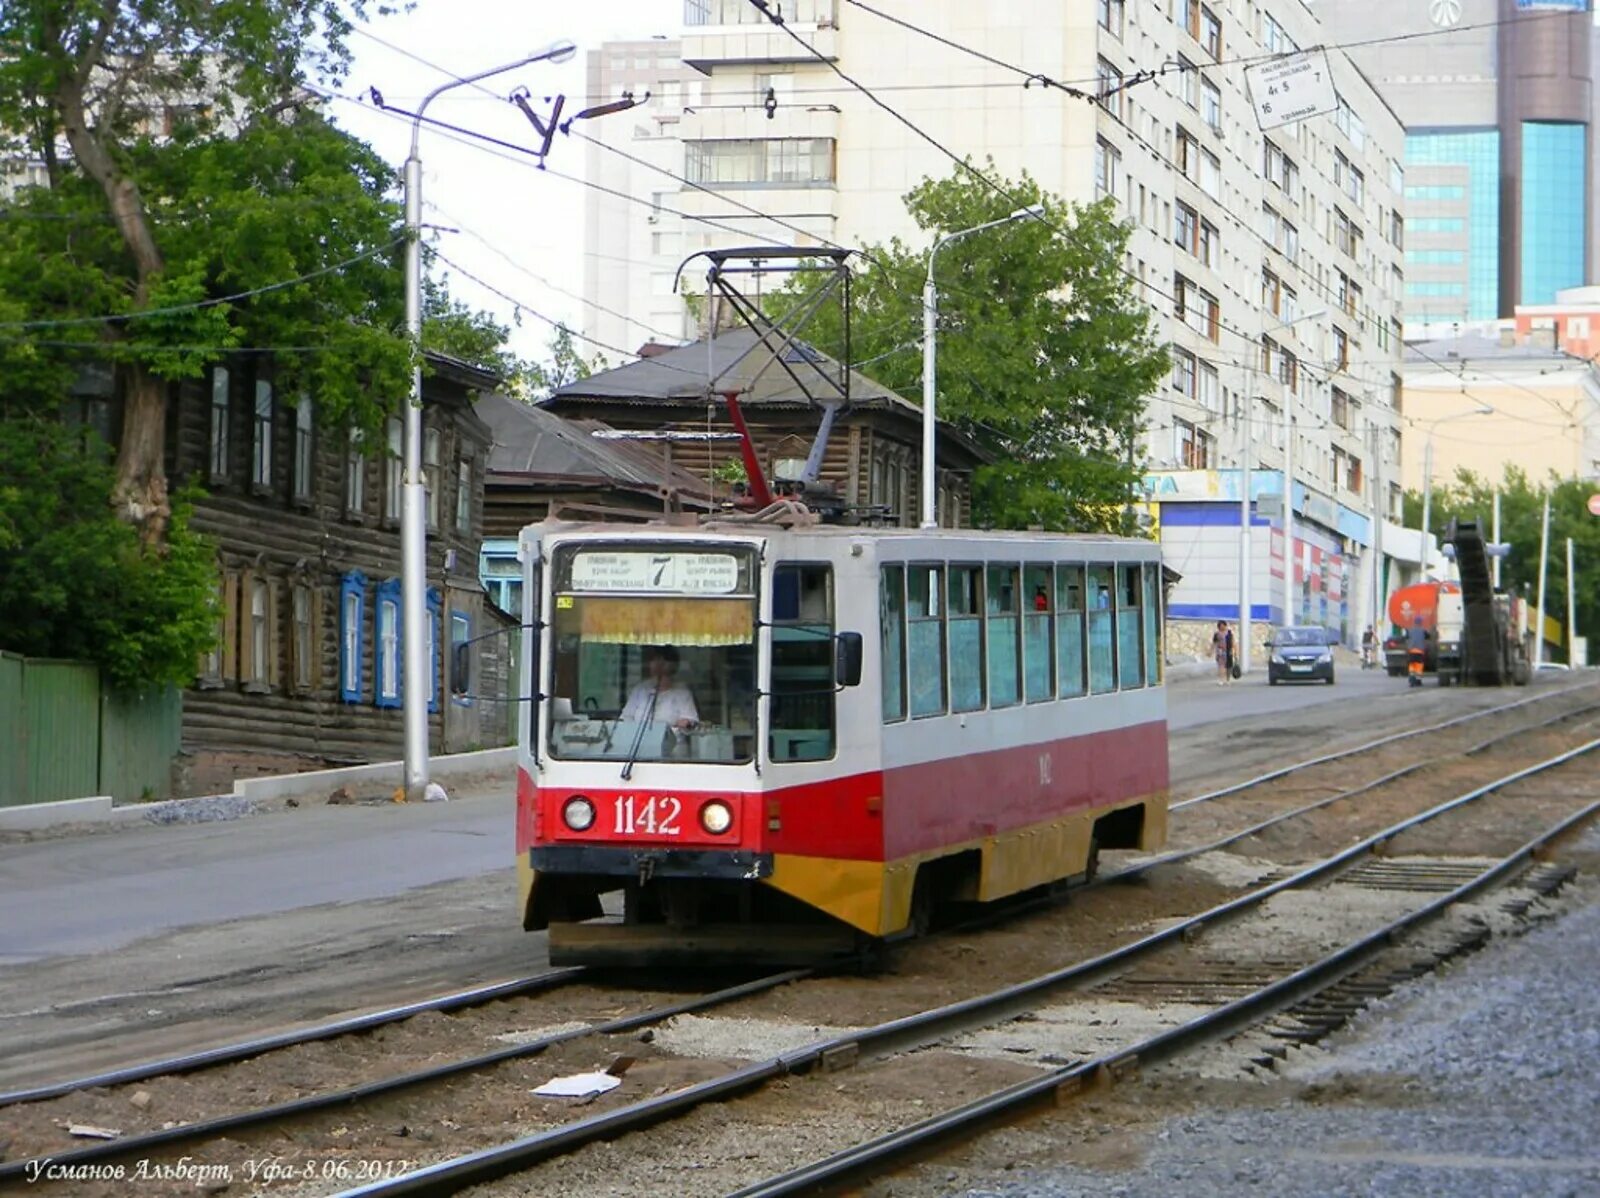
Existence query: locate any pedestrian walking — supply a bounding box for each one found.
[1211,620,1235,685]
[1361,625,1377,670]
[1407,616,1428,688]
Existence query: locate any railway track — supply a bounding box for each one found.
[5,682,1595,1196]
[304,738,1596,1196]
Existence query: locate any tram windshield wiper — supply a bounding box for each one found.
[619,689,658,781]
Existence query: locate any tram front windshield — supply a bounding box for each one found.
[546,545,757,765]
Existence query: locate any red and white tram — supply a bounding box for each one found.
[514,519,1169,965]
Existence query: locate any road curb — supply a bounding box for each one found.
[0,747,517,835]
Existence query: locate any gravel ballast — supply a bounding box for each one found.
[908,830,1600,1198]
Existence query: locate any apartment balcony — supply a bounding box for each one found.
[682,0,839,74]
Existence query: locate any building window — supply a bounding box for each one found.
[292,397,314,503]
[1171,347,1197,399]
[450,610,473,702]
[339,571,366,703]
[1332,388,1352,430]
[291,582,315,692]
[1098,0,1124,38]
[345,428,366,516]
[1334,208,1362,259]
[1096,58,1123,118]
[456,459,472,532]
[426,588,441,714]
[423,427,441,528]
[1200,77,1221,133]
[385,417,403,522]
[1095,137,1121,202]
[1178,56,1197,109]
[1198,361,1219,412]
[247,575,272,689]
[1201,6,1222,59]
[1521,120,1587,304]
[1264,141,1297,193]
[1334,327,1352,371]
[1197,218,1217,268]
[199,570,227,686]
[1175,419,1213,469]
[209,367,230,481]
[684,138,836,186]
[1175,275,1219,342]
[375,578,401,708]
[251,379,273,490]
[1174,201,1198,254]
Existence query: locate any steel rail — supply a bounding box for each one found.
[732,785,1600,1195]
[0,969,585,1109]
[1107,698,1600,887]
[1170,676,1597,810]
[0,969,810,1184]
[330,737,1600,1198]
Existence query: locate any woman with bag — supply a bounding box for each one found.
[1211,620,1236,685]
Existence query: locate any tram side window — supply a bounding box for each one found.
[948,565,986,713]
[1024,563,1054,702]
[908,564,947,717]
[771,564,835,761]
[880,565,906,723]
[1056,564,1086,698]
[986,564,1021,709]
[1143,564,1162,684]
[1118,563,1145,689]
[1087,564,1116,694]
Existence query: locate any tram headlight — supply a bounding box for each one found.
[562,796,596,832]
[699,800,733,835]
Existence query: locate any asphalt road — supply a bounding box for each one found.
[0,668,1584,1089]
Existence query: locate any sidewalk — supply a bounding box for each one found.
[0,746,516,836]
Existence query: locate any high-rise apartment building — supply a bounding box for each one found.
[583,2,1407,636]
[1328,0,1595,329]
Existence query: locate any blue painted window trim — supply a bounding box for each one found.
[338,571,367,704]
[426,588,442,714]
[374,577,401,709]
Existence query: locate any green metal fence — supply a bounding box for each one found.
[0,651,180,807]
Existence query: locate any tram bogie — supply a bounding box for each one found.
[514,520,1169,967]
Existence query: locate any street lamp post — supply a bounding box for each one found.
[402,42,574,800]
[1262,308,1325,632]
[921,205,1043,529]
[1417,404,1493,575]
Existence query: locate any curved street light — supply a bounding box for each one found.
[400,42,576,800]
[1418,403,1494,571]
[920,205,1045,528]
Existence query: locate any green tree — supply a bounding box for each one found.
[0,0,407,544]
[518,326,607,401]
[770,166,1168,531]
[1402,466,1600,662]
[0,419,216,691]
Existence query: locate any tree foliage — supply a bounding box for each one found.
[769,166,1168,531]
[519,326,607,401]
[0,0,418,542]
[1402,466,1600,662]
[0,419,216,692]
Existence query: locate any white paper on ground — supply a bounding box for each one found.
[531,1071,622,1099]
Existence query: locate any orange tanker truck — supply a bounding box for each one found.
[1382,581,1463,678]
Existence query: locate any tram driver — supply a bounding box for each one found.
[621,644,699,731]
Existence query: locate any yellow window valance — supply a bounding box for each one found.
[576,596,755,646]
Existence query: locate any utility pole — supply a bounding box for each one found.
[1567,536,1578,666]
[1237,394,1252,672]
[1369,419,1384,639]
[1282,401,1295,627]
[1419,437,1434,574]
[1492,490,1502,590]
[1535,491,1551,666]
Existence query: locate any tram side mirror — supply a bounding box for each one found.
[835,631,864,688]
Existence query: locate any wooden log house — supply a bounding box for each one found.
[542,329,987,526]
[150,350,513,763]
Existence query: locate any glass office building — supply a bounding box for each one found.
[1520,121,1587,304]
[1405,129,1501,322]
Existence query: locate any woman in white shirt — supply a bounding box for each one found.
[621,645,699,729]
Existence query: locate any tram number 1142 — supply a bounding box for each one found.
[614,795,683,836]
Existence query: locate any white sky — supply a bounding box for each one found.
[333,0,677,366]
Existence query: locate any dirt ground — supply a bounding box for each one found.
[1,676,1595,1196]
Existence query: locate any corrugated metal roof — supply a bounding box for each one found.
[549,328,915,413]
[475,393,716,501]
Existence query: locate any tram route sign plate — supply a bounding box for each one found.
[1246,50,1337,131]
[571,550,740,594]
